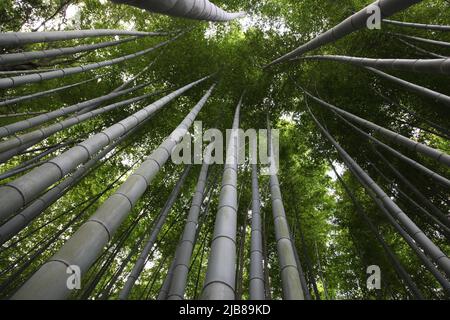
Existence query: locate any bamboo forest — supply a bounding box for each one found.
[0,0,450,302]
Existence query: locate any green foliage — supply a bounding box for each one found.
[0,0,449,300]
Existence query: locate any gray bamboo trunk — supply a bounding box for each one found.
[398,38,448,59]
[0,80,151,138]
[157,258,178,300]
[374,90,450,136]
[298,85,450,167]
[0,65,153,162]
[0,29,166,46]
[0,36,138,66]
[0,111,46,118]
[11,83,216,300]
[383,19,450,31]
[369,161,450,234]
[249,164,265,300]
[291,235,311,300]
[345,160,450,294]
[330,109,450,188]
[0,34,180,89]
[307,106,450,278]
[166,152,212,300]
[201,94,243,300]
[119,165,192,300]
[266,0,422,66]
[0,74,106,107]
[392,32,450,47]
[267,122,304,300]
[366,66,450,108]
[372,146,449,227]
[296,55,450,75]
[0,89,164,154]
[111,0,245,22]
[329,161,424,299]
[0,118,145,246]
[0,76,210,222]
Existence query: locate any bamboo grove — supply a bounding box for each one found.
[0,0,449,300]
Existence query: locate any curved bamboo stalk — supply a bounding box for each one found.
[366,67,450,108]
[391,32,450,48]
[307,106,450,278]
[383,19,450,31]
[249,164,265,300]
[345,159,450,295]
[201,93,243,300]
[119,165,192,300]
[0,111,47,118]
[0,139,76,178]
[111,0,245,22]
[157,257,178,300]
[0,74,107,108]
[369,161,450,235]
[78,207,148,299]
[0,81,150,139]
[11,83,215,300]
[166,153,212,300]
[329,160,424,300]
[330,109,450,188]
[295,55,450,75]
[374,90,450,137]
[0,68,59,75]
[0,34,180,89]
[0,36,138,66]
[0,29,167,46]
[0,118,146,246]
[267,120,304,300]
[397,38,448,59]
[266,0,423,67]
[0,88,166,154]
[96,204,165,299]
[0,76,210,223]
[297,85,450,167]
[0,67,151,161]
[372,146,449,227]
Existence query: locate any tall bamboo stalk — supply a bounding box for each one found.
[366,66,450,108]
[11,83,216,300]
[0,74,107,108]
[0,76,210,222]
[0,37,138,66]
[119,165,192,299]
[0,29,167,46]
[330,109,450,188]
[0,88,166,154]
[267,120,304,300]
[166,150,212,300]
[249,164,265,300]
[266,0,423,66]
[295,55,450,75]
[307,105,450,278]
[0,120,146,245]
[111,0,245,22]
[383,19,450,31]
[0,34,180,89]
[297,85,450,167]
[329,160,424,299]
[201,93,243,300]
[0,82,150,138]
[392,32,450,48]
